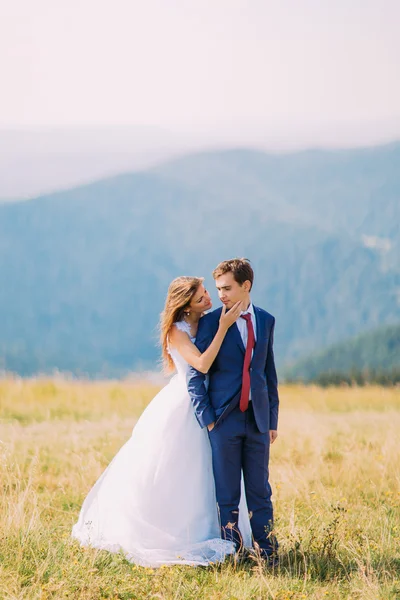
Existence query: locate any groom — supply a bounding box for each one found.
[187,258,279,560]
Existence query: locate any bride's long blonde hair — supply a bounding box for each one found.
[160,276,204,372]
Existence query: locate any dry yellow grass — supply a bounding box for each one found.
[0,380,399,599]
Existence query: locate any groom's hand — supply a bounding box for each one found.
[207,422,215,432]
[269,430,278,444]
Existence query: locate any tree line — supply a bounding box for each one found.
[286,367,400,387]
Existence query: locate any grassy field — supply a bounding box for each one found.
[0,380,399,599]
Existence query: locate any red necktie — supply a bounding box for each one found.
[240,314,255,412]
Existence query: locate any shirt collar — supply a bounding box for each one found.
[240,302,254,318]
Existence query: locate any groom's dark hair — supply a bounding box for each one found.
[212,258,254,290]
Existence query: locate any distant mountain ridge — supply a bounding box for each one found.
[0,126,194,198]
[0,141,399,377]
[284,322,400,381]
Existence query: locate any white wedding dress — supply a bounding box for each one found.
[72,321,252,567]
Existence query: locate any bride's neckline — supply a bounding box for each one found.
[181,316,200,339]
[181,321,196,339]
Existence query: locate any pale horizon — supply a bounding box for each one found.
[1,0,400,149]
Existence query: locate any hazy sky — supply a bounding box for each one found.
[1,0,400,146]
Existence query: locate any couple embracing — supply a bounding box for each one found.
[72,258,279,567]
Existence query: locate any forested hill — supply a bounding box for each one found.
[0,141,399,377]
[284,323,400,381]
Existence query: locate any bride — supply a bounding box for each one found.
[72,276,252,567]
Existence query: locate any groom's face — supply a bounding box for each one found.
[215,272,250,309]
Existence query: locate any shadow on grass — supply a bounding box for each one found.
[207,548,400,584]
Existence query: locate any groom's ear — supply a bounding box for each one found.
[242,280,251,292]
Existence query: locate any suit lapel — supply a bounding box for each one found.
[229,305,262,356]
[251,306,263,363]
[231,321,245,353]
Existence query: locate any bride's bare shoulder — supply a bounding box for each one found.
[168,321,194,348]
[172,320,191,334]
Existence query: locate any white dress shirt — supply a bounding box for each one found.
[236,302,257,349]
[236,302,257,401]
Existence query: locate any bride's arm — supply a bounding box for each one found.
[169,302,242,373]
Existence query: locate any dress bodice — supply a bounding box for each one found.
[168,321,195,378]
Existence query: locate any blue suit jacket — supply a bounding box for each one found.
[187,305,279,434]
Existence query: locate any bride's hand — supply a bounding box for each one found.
[219,301,242,330]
